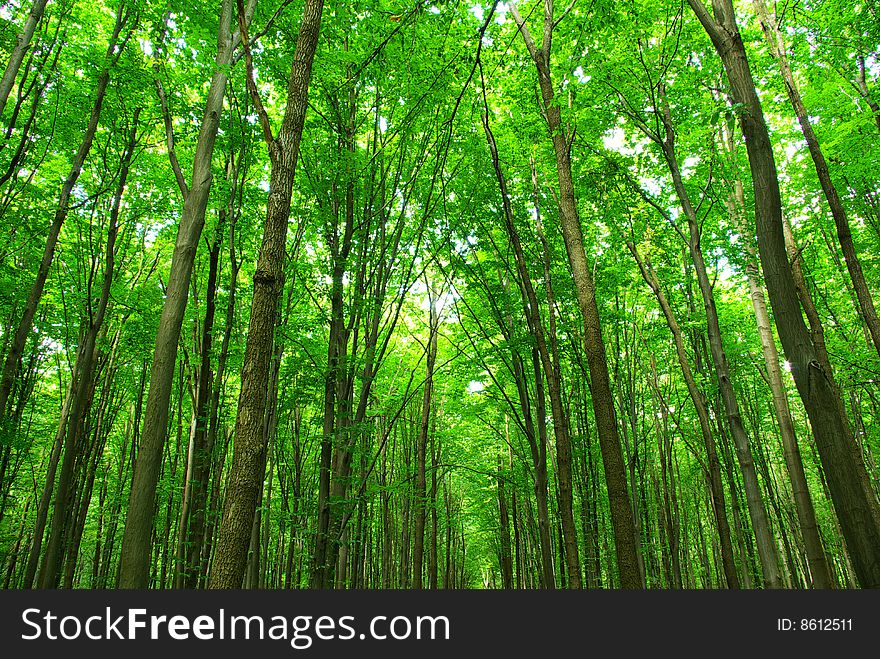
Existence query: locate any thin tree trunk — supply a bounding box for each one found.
[511,348,555,588]
[412,294,438,589]
[118,0,250,588]
[310,168,355,588]
[0,0,50,120]
[429,430,439,590]
[656,400,682,588]
[195,201,241,586]
[174,221,222,589]
[511,2,640,588]
[22,391,69,588]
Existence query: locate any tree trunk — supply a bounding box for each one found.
[174,221,222,588]
[429,430,439,589]
[22,391,69,588]
[687,0,880,588]
[513,348,555,589]
[412,295,438,589]
[118,0,246,588]
[208,0,323,589]
[511,2,640,588]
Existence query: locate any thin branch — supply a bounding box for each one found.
[153,77,189,198]
[510,2,542,64]
[236,0,277,158]
[552,0,578,30]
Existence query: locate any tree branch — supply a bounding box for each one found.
[153,77,189,199]
[685,0,721,41]
[510,3,542,64]
[236,0,277,158]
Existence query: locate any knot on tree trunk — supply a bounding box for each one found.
[253,268,277,286]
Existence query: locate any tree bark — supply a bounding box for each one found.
[208,0,323,588]
[173,219,222,589]
[511,1,640,589]
[687,0,880,588]
[511,348,555,589]
[118,0,248,588]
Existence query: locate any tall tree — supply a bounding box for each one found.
[117,0,254,588]
[208,0,324,589]
[510,0,641,588]
[413,287,439,589]
[621,79,781,587]
[687,0,880,588]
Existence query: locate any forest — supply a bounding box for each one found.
[0,0,878,591]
